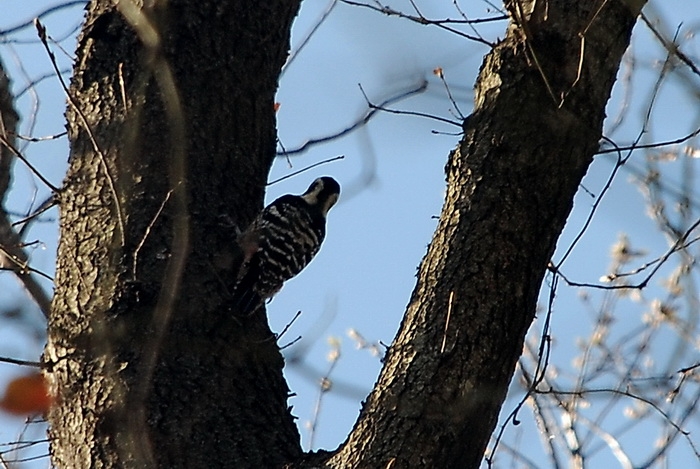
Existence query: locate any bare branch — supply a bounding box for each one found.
[267,155,345,186]
[552,215,700,290]
[640,13,700,79]
[0,56,53,318]
[0,356,42,368]
[277,80,429,156]
[339,0,503,46]
[282,0,339,75]
[596,125,700,155]
[0,134,59,193]
[0,1,87,36]
[358,82,461,127]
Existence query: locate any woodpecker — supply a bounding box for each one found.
[232,176,340,313]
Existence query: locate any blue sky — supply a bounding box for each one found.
[1,1,700,467]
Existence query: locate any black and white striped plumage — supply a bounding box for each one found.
[233,176,340,313]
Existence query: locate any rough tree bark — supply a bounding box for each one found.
[44,0,644,468]
[46,1,303,467]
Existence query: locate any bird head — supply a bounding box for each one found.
[301,176,340,216]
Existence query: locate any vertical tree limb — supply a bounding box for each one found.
[46,1,303,467]
[328,1,645,467]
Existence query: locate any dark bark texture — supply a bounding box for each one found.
[47,1,302,468]
[328,1,642,468]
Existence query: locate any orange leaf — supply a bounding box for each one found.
[0,373,52,416]
[274,102,281,112]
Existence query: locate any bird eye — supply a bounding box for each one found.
[306,179,322,195]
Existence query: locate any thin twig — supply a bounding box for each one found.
[0,1,87,36]
[0,356,42,368]
[278,80,429,156]
[0,239,54,317]
[440,291,454,354]
[308,340,340,450]
[132,188,174,279]
[35,19,126,246]
[640,13,700,79]
[358,82,460,127]
[539,387,688,436]
[596,126,700,155]
[340,0,499,46]
[14,131,67,142]
[486,272,558,467]
[552,216,700,290]
[276,310,302,342]
[555,136,630,268]
[434,67,465,120]
[267,155,345,186]
[0,134,59,193]
[282,0,339,75]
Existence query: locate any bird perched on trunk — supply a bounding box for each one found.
[232,176,340,313]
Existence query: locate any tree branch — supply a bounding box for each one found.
[0,56,52,318]
[328,1,643,467]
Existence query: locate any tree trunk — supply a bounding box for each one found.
[44,0,645,468]
[328,1,643,468]
[46,1,302,467]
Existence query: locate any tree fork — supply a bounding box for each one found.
[44,0,646,468]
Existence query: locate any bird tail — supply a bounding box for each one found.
[231,267,263,314]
